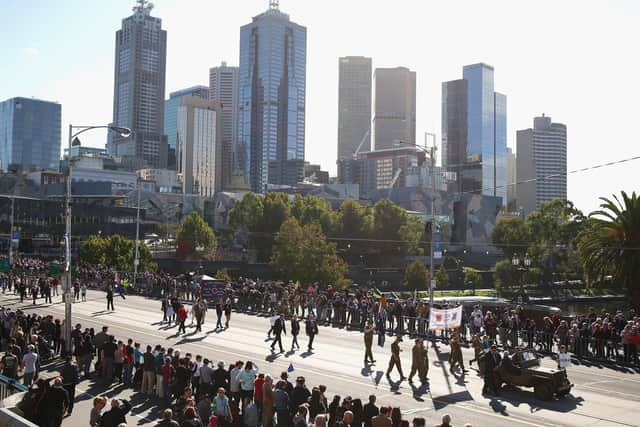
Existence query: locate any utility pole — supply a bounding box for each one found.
[8,196,15,267]
[429,144,436,308]
[63,124,73,355]
[133,179,141,289]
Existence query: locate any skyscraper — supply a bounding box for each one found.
[506,147,517,211]
[165,86,210,170]
[442,63,507,204]
[372,67,416,150]
[516,114,567,216]
[110,0,168,169]
[0,97,61,172]
[176,96,222,197]
[337,56,372,161]
[238,0,307,192]
[209,62,240,190]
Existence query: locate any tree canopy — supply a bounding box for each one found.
[404,260,429,291]
[176,212,217,259]
[79,234,154,271]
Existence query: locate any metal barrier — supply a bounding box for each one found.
[0,375,27,401]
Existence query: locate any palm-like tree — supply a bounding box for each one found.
[578,191,640,310]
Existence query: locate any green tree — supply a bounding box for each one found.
[578,192,640,309]
[263,192,291,234]
[79,235,106,265]
[435,264,449,289]
[463,267,482,294]
[404,260,429,291]
[336,198,367,237]
[373,198,408,240]
[291,194,335,233]
[494,259,518,296]
[399,216,425,256]
[229,192,264,231]
[97,235,154,272]
[270,217,347,285]
[177,212,217,258]
[491,216,530,260]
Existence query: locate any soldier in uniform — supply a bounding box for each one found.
[408,339,423,383]
[448,332,467,374]
[421,339,429,382]
[363,320,376,365]
[386,336,405,380]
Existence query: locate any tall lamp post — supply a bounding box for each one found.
[511,253,531,304]
[63,124,131,354]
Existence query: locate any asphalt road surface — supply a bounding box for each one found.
[3,290,639,427]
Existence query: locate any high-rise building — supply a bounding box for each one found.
[442,63,507,204]
[238,0,307,192]
[209,62,240,190]
[372,67,416,150]
[506,147,517,211]
[176,96,222,197]
[110,0,168,169]
[165,86,210,169]
[0,97,61,172]
[337,56,372,161]
[516,114,567,216]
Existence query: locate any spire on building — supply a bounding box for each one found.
[133,0,154,15]
[269,0,279,11]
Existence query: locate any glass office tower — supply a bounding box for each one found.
[238,2,307,192]
[442,63,507,205]
[0,97,61,172]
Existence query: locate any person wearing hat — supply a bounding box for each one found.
[448,331,467,374]
[60,354,80,414]
[482,345,501,396]
[386,336,405,380]
[363,320,376,365]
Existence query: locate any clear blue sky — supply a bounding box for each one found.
[1,0,640,214]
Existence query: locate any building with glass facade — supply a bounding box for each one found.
[238,1,307,192]
[516,114,567,216]
[0,97,61,172]
[338,56,372,161]
[209,62,240,190]
[176,96,222,197]
[110,0,168,169]
[373,67,416,150]
[165,86,210,169]
[442,63,507,205]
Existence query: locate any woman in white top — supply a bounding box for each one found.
[557,345,571,370]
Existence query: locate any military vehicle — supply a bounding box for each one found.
[479,350,572,400]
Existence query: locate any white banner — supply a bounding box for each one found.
[429,305,463,330]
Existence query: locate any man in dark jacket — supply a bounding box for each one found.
[363,395,379,427]
[305,314,319,351]
[270,314,286,353]
[290,376,310,413]
[60,355,79,414]
[212,360,229,392]
[291,314,301,351]
[482,345,502,396]
[99,398,132,427]
[43,377,69,427]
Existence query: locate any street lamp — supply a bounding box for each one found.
[63,124,131,355]
[511,253,531,303]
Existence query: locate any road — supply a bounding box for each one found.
[3,290,639,427]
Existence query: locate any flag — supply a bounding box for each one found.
[429,305,463,331]
[287,363,295,373]
[413,289,417,304]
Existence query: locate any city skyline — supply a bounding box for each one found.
[1,0,639,212]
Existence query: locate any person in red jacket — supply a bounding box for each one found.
[177,305,188,335]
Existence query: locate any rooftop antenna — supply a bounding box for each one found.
[133,0,154,14]
[269,0,279,11]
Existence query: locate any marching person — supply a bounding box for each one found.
[177,304,188,335]
[448,332,467,374]
[270,314,286,353]
[556,344,571,371]
[291,314,301,351]
[364,320,376,365]
[482,344,502,396]
[386,336,405,380]
[408,339,427,384]
[306,313,319,351]
[106,285,114,311]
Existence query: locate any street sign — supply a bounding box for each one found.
[431,279,436,289]
[433,231,442,259]
[11,231,19,243]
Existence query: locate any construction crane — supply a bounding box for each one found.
[387,168,403,198]
[352,129,371,159]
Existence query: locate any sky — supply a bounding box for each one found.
[1,0,639,214]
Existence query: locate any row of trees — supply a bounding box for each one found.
[79,234,155,271]
[491,193,640,310]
